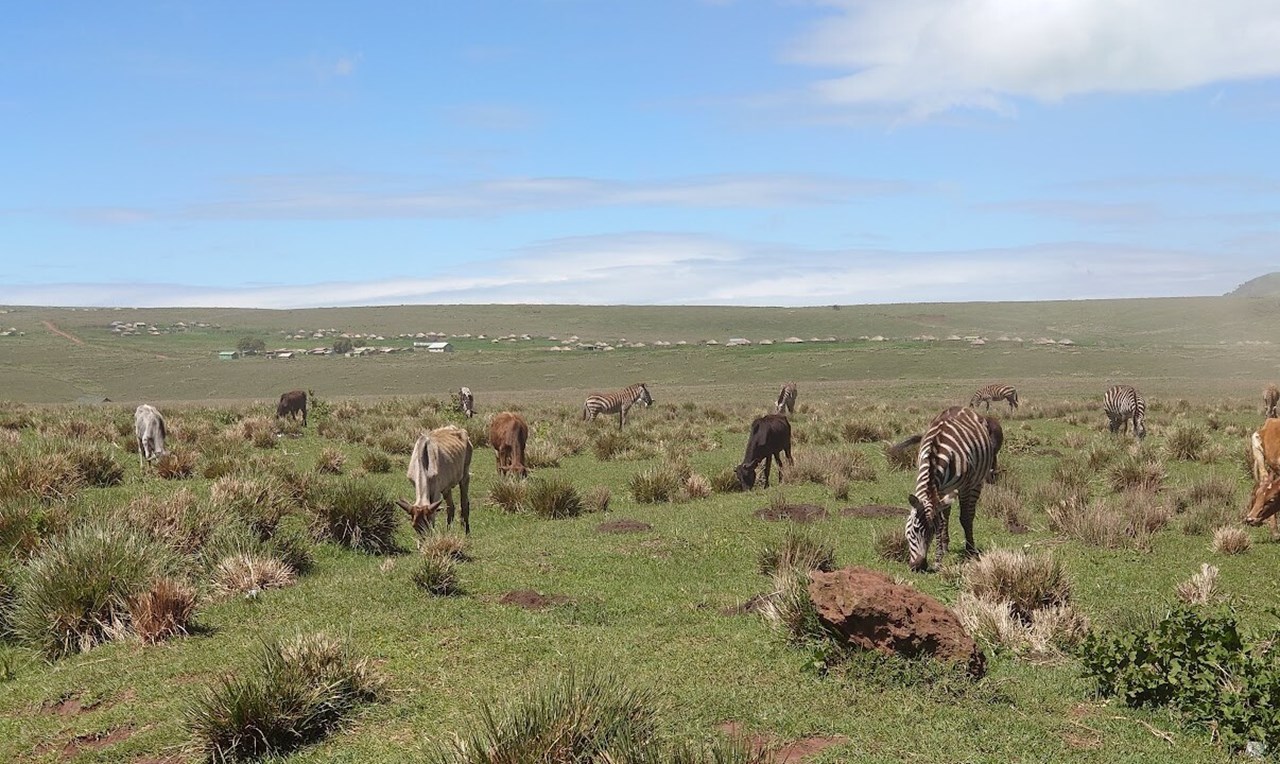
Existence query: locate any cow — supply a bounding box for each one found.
[1266,384,1279,418]
[458,387,475,419]
[488,411,529,479]
[735,414,794,490]
[1245,418,1280,536]
[134,404,168,468]
[276,389,308,426]
[397,425,474,540]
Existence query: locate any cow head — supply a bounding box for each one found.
[397,498,444,536]
[735,462,757,491]
[1245,472,1280,528]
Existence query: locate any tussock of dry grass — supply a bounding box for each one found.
[128,578,197,644]
[1107,453,1166,493]
[488,478,527,513]
[1175,563,1225,605]
[959,549,1072,620]
[314,448,347,475]
[758,528,836,576]
[873,527,909,563]
[583,485,611,514]
[1211,526,1251,555]
[210,553,296,598]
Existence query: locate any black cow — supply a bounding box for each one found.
[276,389,308,426]
[736,414,794,490]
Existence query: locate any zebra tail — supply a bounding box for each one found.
[889,433,923,455]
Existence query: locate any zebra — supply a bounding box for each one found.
[896,407,1003,572]
[774,382,797,415]
[458,387,475,419]
[582,383,654,428]
[969,383,1018,412]
[1103,384,1147,440]
[1265,384,1279,418]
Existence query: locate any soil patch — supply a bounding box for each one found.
[597,519,652,534]
[840,504,906,518]
[63,725,135,758]
[717,722,849,763]
[41,320,84,346]
[43,694,100,717]
[499,590,570,610]
[754,504,828,523]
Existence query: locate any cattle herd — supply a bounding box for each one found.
[128,379,1280,572]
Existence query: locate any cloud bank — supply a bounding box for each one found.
[790,0,1280,116]
[0,233,1254,309]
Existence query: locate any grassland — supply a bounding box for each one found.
[1,298,1279,763]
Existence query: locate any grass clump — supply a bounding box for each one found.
[583,485,611,514]
[308,477,399,554]
[128,577,198,644]
[188,632,385,762]
[526,476,585,519]
[1165,423,1209,461]
[1211,526,1251,555]
[872,527,909,563]
[758,567,824,645]
[758,528,836,576]
[628,465,684,504]
[959,549,1072,621]
[360,450,393,474]
[155,450,197,479]
[209,474,296,540]
[411,550,461,596]
[1107,453,1166,493]
[210,554,297,599]
[63,442,125,487]
[709,468,744,494]
[12,522,179,658]
[488,478,528,513]
[0,450,82,503]
[1175,563,1225,605]
[315,448,347,475]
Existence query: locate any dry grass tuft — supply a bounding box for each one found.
[314,448,347,475]
[960,549,1072,620]
[128,578,197,644]
[684,473,712,500]
[421,534,471,563]
[758,528,836,576]
[1211,526,1251,555]
[155,450,196,480]
[210,554,296,599]
[488,478,527,513]
[582,485,611,514]
[1175,563,1225,605]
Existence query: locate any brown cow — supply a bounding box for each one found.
[488,411,529,478]
[1266,384,1279,419]
[1245,418,1280,535]
[276,389,307,426]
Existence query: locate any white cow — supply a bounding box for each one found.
[134,404,168,468]
[397,425,473,539]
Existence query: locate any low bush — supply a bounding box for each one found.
[308,478,399,554]
[526,476,585,519]
[628,466,684,504]
[488,478,527,513]
[188,632,386,762]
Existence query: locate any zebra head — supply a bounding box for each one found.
[905,492,937,572]
[636,384,653,407]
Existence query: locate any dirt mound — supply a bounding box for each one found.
[808,566,985,677]
[840,504,906,518]
[754,504,828,523]
[499,590,570,610]
[62,726,135,758]
[717,722,849,762]
[597,519,652,534]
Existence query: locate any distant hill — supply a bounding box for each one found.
[1228,272,1280,297]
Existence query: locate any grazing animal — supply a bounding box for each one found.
[459,387,475,419]
[901,407,1004,572]
[1245,418,1280,535]
[969,383,1019,412]
[133,404,168,468]
[582,383,653,428]
[397,425,474,538]
[276,389,308,426]
[736,414,794,490]
[1265,384,1279,418]
[1103,384,1146,440]
[774,382,798,415]
[488,411,529,478]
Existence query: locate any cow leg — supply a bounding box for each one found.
[762,456,772,488]
[443,490,457,529]
[460,470,471,534]
[773,452,785,484]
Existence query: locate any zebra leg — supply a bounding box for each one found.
[936,503,951,566]
[960,489,980,557]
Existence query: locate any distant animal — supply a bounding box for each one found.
[397,425,474,539]
[736,414,794,490]
[488,411,529,478]
[1103,384,1146,440]
[459,387,475,419]
[969,383,1019,412]
[774,382,798,415]
[1245,418,1280,535]
[276,389,308,426]
[582,383,653,428]
[1265,384,1279,418]
[899,406,1004,572]
[133,404,168,468]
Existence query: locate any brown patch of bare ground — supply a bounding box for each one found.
[754,504,828,523]
[597,519,652,533]
[717,722,850,762]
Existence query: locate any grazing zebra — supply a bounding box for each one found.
[774,382,798,415]
[1103,384,1147,440]
[582,383,654,428]
[458,387,475,419]
[969,383,1019,411]
[1265,384,1279,418]
[899,407,1004,572]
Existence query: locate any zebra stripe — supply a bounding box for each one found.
[969,383,1018,411]
[1103,384,1147,440]
[583,383,653,428]
[1265,384,1278,419]
[774,382,797,415]
[905,407,1004,572]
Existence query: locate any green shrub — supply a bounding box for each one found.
[1165,423,1209,462]
[1081,605,1280,755]
[309,477,399,554]
[187,632,385,762]
[12,522,179,658]
[628,466,683,504]
[526,476,584,519]
[411,551,461,596]
[488,478,527,513]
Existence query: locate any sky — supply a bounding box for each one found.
[2,0,1279,308]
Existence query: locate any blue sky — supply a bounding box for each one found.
[3,1,1279,308]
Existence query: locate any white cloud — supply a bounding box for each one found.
[0,233,1257,308]
[789,0,1280,116]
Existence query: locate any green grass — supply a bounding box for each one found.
[0,301,1278,762]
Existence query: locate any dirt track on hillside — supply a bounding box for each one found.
[42,320,84,345]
